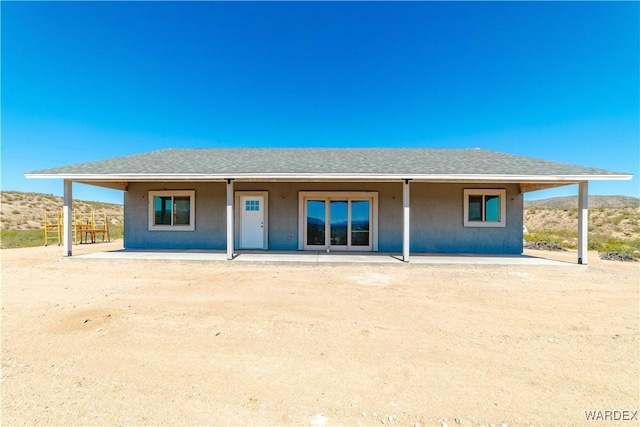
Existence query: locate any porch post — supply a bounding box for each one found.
[63,180,73,257]
[578,181,589,265]
[226,179,234,260]
[403,179,411,262]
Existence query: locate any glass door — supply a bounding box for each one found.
[306,200,326,246]
[304,197,372,251]
[330,200,348,249]
[350,200,371,249]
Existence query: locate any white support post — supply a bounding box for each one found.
[578,181,589,265]
[63,180,73,257]
[403,179,411,262]
[226,179,234,260]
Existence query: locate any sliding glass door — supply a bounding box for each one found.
[304,196,373,251]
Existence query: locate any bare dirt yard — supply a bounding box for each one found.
[1,243,638,426]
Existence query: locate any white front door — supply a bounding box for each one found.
[240,195,264,249]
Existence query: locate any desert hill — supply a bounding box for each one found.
[1,191,123,231]
[525,195,639,209]
[523,195,639,241]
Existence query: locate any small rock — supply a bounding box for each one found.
[414,423,421,427]
[442,422,449,427]
[362,412,367,417]
[599,252,638,262]
[455,419,461,424]
[96,328,102,332]
[388,415,394,422]
[525,241,566,252]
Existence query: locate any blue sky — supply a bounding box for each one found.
[2,1,638,204]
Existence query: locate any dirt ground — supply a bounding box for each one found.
[1,242,638,426]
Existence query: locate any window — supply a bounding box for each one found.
[463,189,506,227]
[245,200,260,211]
[148,190,195,231]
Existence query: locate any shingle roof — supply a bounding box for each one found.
[26,148,630,180]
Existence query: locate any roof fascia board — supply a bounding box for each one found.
[25,173,634,182]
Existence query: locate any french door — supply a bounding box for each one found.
[301,192,377,251]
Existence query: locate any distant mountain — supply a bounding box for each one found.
[306,217,325,226]
[524,195,639,209]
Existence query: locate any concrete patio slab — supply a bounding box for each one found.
[76,249,576,266]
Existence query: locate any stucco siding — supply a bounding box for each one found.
[124,182,227,250]
[124,181,523,254]
[410,183,523,254]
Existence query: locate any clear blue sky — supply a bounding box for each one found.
[2,1,638,204]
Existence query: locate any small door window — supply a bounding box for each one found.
[245,200,260,211]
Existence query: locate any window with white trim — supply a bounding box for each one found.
[148,190,195,231]
[463,189,506,227]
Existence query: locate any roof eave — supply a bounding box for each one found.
[25,172,633,182]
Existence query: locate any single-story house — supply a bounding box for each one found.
[26,148,632,264]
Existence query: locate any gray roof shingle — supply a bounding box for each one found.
[26,148,629,178]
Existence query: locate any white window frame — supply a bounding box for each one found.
[463,189,506,228]
[148,190,196,231]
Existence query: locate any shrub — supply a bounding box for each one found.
[524,230,576,249]
[0,229,45,249]
[109,224,124,240]
[591,236,639,261]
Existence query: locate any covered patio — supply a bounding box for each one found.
[75,248,577,266]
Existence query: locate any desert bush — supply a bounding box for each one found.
[590,235,639,260]
[613,215,625,226]
[526,230,639,260]
[524,230,576,249]
[0,229,45,249]
[105,224,123,240]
